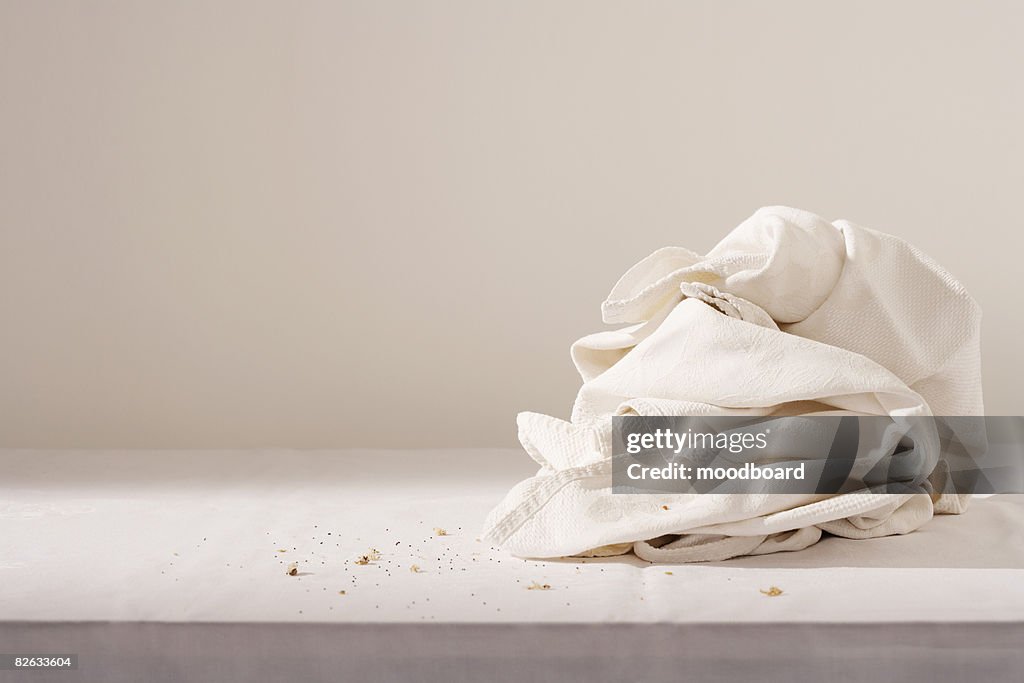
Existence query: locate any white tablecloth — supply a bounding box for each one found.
[4,449,1023,681]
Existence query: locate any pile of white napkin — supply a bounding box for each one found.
[483,207,983,562]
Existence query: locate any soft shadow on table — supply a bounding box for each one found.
[550,496,1024,569]
[0,448,538,488]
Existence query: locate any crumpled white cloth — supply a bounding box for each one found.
[483,206,984,562]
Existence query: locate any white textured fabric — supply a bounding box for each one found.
[483,206,984,561]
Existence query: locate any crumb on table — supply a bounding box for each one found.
[355,548,382,565]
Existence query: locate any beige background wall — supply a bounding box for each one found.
[1,1,1021,448]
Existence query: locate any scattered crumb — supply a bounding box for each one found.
[277,549,287,553]
[661,505,670,511]
[410,564,423,573]
[665,571,673,575]
[760,586,784,597]
[433,528,448,537]
[338,590,347,596]
[355,548,382,565]
[286,562,299,576]
[526,581,552,591]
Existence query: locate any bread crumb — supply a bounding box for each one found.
[433,528,448,536]
[286,562,298,576]
[355,548,382,565]
[526,581,552,591]
[665,571,673,575]
[410,564,423,573]
[661,505,670,511]
[277,549,287,553]
[338,590,347,596]
[760,586,784,597]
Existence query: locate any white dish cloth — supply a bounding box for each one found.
[483,206,983,562]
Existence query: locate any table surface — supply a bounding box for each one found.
[4,449,1024,624]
